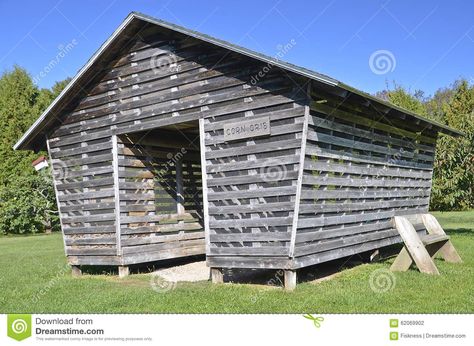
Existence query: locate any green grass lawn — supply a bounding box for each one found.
[0,211,472,313]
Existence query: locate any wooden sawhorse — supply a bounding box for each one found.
[391,214,462,274]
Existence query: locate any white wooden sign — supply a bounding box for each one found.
[223,116,271,141]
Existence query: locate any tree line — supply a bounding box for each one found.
[0,66,472,234]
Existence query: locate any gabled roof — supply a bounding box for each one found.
[14,11,463,151]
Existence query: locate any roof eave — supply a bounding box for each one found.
[337,82,465,138]
[13,12,138,151]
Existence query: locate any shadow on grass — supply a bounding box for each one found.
[444,228,473,236]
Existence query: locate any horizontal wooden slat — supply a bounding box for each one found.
[208,186,296,201]
[209,216,293,228]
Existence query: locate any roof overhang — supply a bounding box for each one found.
[14,12,463,151]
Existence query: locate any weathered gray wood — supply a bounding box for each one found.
[284,270,297,291]
[209,246,289,256]
[292,235,403,269]
[112,135,122,256]
[305,144,431,170]
[121,231,204,246]
[298,198,429,214]
[123,245,205,265]
[210,232,291,242]
[209,216,293,228]
[118,266,130,278]
[391,216,439,274]
[68,255,120,266]
[308,113,435,153]
[199,118,211,254]
[390,246,413,272]
[210,268,224,284]
[65,237,116,246]
[422,214,462,263]
[71,265,82,277]
[208,201,295,214]
[46,138,68,257]
[310,100,436,145]
[175,157,185,214]
[208,186,296,201]
[304,160,432,179]
[289,103,309,258]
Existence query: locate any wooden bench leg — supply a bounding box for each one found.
[422,214,463,263]
[425,240,449,258]
[284,270,297,291]
[210,268,224,284]
[71,265,82,277]
[438,240,463,263]
[393,216,440,275]
[390,246,413,272]
[118,266,130,278]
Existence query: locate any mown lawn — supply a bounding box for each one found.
[0,211,472,313]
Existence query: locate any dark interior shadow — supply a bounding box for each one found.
[221,246,405,287]
[79,255,205,276]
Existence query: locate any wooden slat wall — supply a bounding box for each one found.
[292,94,438,266]
[48,136,118,264]
[203,79,308,266]
[46,23,308,266]
[117,132,205,265]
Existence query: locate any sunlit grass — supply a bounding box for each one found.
[0,211,472,313]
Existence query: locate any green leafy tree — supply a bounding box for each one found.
[0,66,69,234]
[0,174,60,234]
[376,83,428,117]
[431,80,474,210]
[0,66,39,185]
[377,81,474,211]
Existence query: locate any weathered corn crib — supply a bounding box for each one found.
[15,12,462,287]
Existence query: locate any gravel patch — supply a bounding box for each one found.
[152,260,209,282]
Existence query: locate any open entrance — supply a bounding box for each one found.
[117,120,205,264]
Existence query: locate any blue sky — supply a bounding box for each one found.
[0,0,472,96]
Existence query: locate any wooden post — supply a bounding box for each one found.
[199,118,211,255]
[284,270,297,291]
[71,265,82,277]
[210,268,224,283]
[289,102,310,258]
[46,138,68,257]
[175,157,185,215]
[118,266,130,278]
[112,135,122,257]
